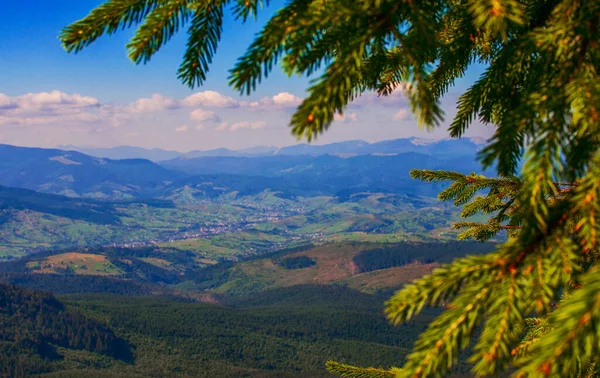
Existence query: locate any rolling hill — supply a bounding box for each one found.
[0,284,132,377]
[0,183,465,259]
[0,144,178,199]
[188,241,497,296]
[0,141,488,201]
[0,241,496,300]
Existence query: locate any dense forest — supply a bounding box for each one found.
[352,241,497,273]
[273,256,317,270]
[0,283,476,377]
[0,284,131,377]
[0,274,155,296]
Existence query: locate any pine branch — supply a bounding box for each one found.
[516,267,600,377]
[467,0,525,40]
[470,274,528,375]
[231,0,269,22]
[176,3,224,88]
[389,27,443,129]
[397,283,494,377]
[385,253,502,325]
[60,0,163,53]
[325,361,399,378]
[229,0,313,95]
[127,0,193,64]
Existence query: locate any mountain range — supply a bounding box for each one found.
[62,137,486,161]
[4,138,489,200]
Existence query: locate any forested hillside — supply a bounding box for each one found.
[351,241,497,273]
[1,285,473,377]
[0,284,131,377]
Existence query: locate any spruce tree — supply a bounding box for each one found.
[61,1,600,376]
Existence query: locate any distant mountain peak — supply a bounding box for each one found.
[466,136,489,145]
[408,137,437,146]
[56,136,487,161]
[49,156,82,165]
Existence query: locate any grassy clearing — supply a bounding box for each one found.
[26,252,123,276]
[338,263,440,294]
[139,257,173,269]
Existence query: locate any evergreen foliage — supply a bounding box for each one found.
[0,284,132,377]
[0,273,154,296]
[61,0,600,377]
[5,286,472,377]
[273,255,317,270]
[352,241,496,273]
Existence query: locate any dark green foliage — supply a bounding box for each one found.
[224,285,384,310]
[274,256,316,270]
[46,285,467,377]
[0,284,132,377]
[352,242,497,273]
[0,274,154,296]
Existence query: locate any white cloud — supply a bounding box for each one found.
[189,109,220,123]
[0,91,99,114]
[195,124,204,130]
[16,90,99,110]
[216,122,229,131]
[392,109,411,120]
[272,92,303,107]
[334,112,359,123]
[230,121,266,131]
[128,94,177,113]
[0,94,15,110]
[175,125,190,132]
[216,121,266,131]
[240,92,303,110]
[182,91,239,108]
[0,113,102,126]
[0,91,104,126]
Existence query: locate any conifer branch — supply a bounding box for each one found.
[231,0,268,22]
[127,0,193,64]
[176,2,224,88]
[60,0,163,53]
[385,253,502,325]
[60,1,600,377]
[325,361,399,378]
[516,268,600,377]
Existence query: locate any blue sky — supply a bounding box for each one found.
[0,1,492,151]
